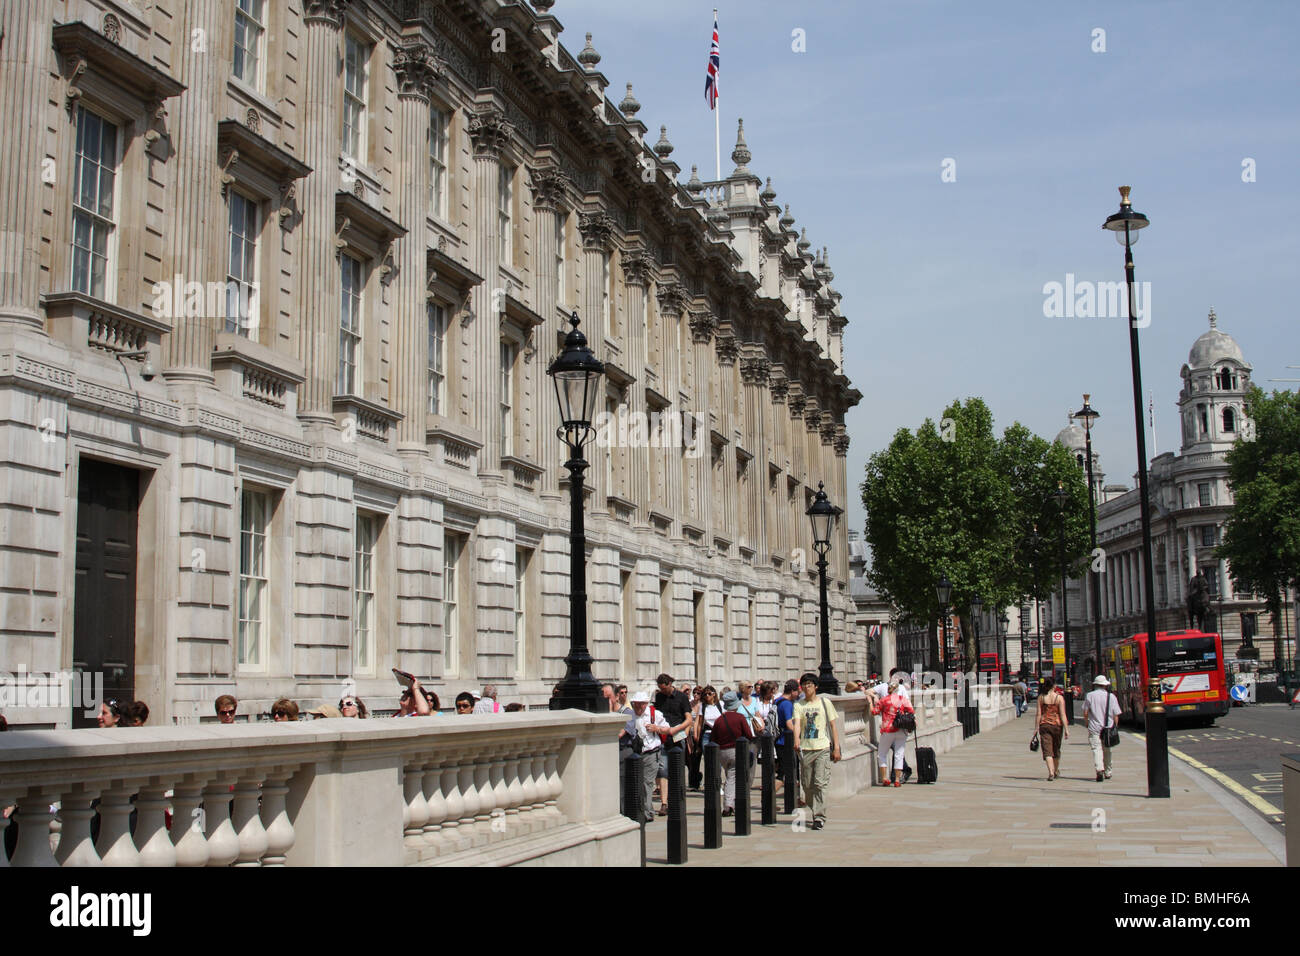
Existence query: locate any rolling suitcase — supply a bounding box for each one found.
[914,731,938,784]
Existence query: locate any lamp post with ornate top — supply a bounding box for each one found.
[807,482,842,695]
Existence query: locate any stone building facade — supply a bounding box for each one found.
[0,0,860,726]
[1041,312,1294,673]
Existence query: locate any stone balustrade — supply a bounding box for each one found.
[0,711,637,868]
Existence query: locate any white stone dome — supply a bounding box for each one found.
[1055,421,1086,451]
[1188,309,1246,369]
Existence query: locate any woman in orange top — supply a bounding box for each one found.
[1036,677,1069,780]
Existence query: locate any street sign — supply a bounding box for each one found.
[1052,630,1065,665]
[1230,684,1249,703]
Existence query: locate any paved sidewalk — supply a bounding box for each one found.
[645,713,1285,866]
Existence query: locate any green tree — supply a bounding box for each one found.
[1219,387,1300,660]
[862,399,1090,675]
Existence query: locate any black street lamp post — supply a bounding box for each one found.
[1103,186,1169,797]
[936,574,952,684]
[1052,481,1075,723]
[807,482,842,695]
[548,312,605,713]
[1000,612,1010,684]
[1074,394,1104,682]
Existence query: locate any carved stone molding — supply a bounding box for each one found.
[304,0,351,27]
[620,248,656,287]
[527,163,571,211]
[834,433,850,457]
[578,211,616,250]
[820,421,837,445]
[468,106,512,158]
[769,377,788,403]
[655,282,689,318]
[245,108,261,134]
[392,39,443,101]
[101,13,122,44]
[740,355,771,386]
[689,311,717,345]
[715,335,738,365]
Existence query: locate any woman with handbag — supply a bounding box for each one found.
[872,679,916,787]
[1035,676,1069,781]
[1082,675,1123,781]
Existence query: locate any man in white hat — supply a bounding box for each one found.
[1082,675,1122,781]
[630,692,669,822]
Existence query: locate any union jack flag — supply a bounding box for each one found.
[704,13,719,109]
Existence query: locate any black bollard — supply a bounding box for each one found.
[621,751,647,867]
[703,741,721,849]
[735,737,751,836]
[782,733,798,814]
[760,735,776,825]
[666,746,687,864]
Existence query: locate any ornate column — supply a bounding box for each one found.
[621,247,655,520]
[467,102,512,473]
[390,40,439,452]
[0,1,55,329]
[739,350,768,552]
[160,0,226,382]
[578,209,615,344]
[656,282,689,526]
[686,310,718,525]
[296,0,349,420]
[528,162,572,497]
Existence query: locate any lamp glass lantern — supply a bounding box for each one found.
[936,575,952,608]
[807,481,841,554]
[547,311,604,452]
[1102,185,1150,246]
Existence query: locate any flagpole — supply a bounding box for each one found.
[714,8,720,180]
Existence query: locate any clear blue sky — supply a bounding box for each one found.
[556,0,1300,534]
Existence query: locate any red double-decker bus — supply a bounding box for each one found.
[1102,629,1230,728]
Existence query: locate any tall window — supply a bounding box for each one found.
[354,513,377,674]
[71,107,118,299]
[427,302,445,416]
[343,34,368,162]
[498,165,514,263]
[620,569,632,679]
[429,107,448,219]
[555,215,567,305]
[232,0,266,90]
[1201,525,1218,548]
[1222,407,1236,433]
[601,252,612,337]
[226,192,258,335]
[605,396,618,496]
[500,341,515,457]
[338,254,363,394]
[1198,404,1209,435]
[1198,482,1212,507]
[515,547,532,678]
[444,534,462,677]
[238,489,271,668]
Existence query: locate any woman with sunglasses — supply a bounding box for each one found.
[338,696,369,718]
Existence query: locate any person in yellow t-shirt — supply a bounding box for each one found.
[793,673,841,830]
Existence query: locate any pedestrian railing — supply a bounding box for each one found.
[0,711,637,867]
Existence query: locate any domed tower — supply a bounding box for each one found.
[1055,414,1105,502]
[1178,309,1253,455]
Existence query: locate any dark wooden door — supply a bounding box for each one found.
[73,458,138,728]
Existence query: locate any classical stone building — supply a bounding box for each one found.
[0,0,860,726]
[1041,312,1294,674]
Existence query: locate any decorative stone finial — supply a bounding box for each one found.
[533,0,556,12]
[653,125,673,158]
[760,177,776,202]
[578,33,601,70]
[779,204,795,228]
[686,164,704,195]
[821,248,834,284]
[618,82,640,117]
[1208,307,1217,329]
[797,227,811,253]
[730,117,751,172]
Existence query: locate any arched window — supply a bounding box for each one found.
[1222,407,1236,433]
[1076,453,1084,468]
[1217,367,1235,390]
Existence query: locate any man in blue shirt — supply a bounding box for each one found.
[773,678,798,786]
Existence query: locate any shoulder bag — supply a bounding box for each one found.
[1102,692,1120,748]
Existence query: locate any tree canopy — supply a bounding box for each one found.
[1219,387,1300,629]
[861,398,1091,671]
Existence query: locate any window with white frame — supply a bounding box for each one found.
[71,106,118,300]
[500,340,516,458]
[343,34,368,162]
[429,106,448,219]
[515,547,531,678]
[238,489,271,668]
[1201,525,1218,548]
[338,253,363,395]
[1198,482,1212,507]
[353,513,377,674]
[232,0,266,90]
[427,301,445,416]
[226,191,259,335]
[498,164,514,263]
[443,533,463,677]
[555,214,567,305]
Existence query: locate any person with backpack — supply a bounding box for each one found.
[630,692,669,822]
[872,679,916,787]
[792,673,841,830]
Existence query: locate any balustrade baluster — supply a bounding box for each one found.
[403,759,430,856]
[544,750,563,823]
[488,754,509,841]
[517,752,539,835]
[504,751,526,832]
[441,764,467,853]
[260,770,296,867]
[528,755,548,820]
[11,790,59,867]
[95,786,141,867]
[54,787,101,867]
[231,775,268,867]
[135,786,177,867]
[170,779,209,867]
[420,762,446,857]
[457,764,480,848]
[202,778,239,867]
[472,758,494,844]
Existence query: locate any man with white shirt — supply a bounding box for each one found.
[1082,675,1122,781]
[630,692,669,822]
[473,685,502,714]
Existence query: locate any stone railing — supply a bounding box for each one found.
[0,711,637,867]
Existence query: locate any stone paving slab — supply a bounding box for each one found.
[642,712,1286,867]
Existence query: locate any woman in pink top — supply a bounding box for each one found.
[872,680,916,787]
